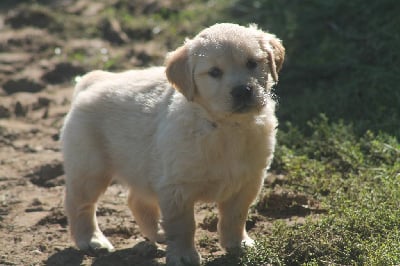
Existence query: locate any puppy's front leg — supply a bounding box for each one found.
[218,182,262,251]
[159,187,200,266]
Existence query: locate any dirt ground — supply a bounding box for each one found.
[0,2,323,265]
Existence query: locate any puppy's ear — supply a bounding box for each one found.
[261,34,285,83]
[165,45,195,101]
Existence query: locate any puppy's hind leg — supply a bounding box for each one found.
[128,190,165,243]
[63,139,114,253]
[65,169,113,253]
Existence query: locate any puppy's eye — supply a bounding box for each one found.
[246,59,258,70]
[208,67,223,78]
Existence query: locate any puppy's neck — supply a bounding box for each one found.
[197,104,266,129]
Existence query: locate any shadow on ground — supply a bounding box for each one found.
[46,241,165,266]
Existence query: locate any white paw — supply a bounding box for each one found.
[166,247,201,266]
[223,236,256,254]
[145,229,166,244]
[76,232,114,254]
[242,236,255,247]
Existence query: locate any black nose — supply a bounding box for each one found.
[231,85,255,113]
[231,85,253,100]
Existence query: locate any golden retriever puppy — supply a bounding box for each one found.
[61,23,284,265]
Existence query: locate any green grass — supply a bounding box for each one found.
[258,118,399,265]
[206,117,400,265]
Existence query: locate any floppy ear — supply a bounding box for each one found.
[165,45,195,101]
[261,34,285,83]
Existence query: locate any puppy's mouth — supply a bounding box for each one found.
[231,85,266,114]
[232,101,259,113]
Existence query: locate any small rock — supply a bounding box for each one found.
[31,198,42,206]
[124,27,153,41]
[45,175,64,187]
[200,213,218,232]
[265,174,286,187]
[0,105,11,118]
[25,206,44,212]
[37,209,67,227]
[0,28,60,53]
[42,62,85,84]
[32,97,51,110]
[51,133,59,141]
[100,17,129,45]
[32,249,43,255]
[5,6,59,30]
[0,65,15,75]
[2,78,45,94]
[14,101,28,117]
[42,107,49,119]
[103,225,135,239]
[0,53,33,74]
[132,241,159,257]
[27,160,64,187]
[136,51,152,66]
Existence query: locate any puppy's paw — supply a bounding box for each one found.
[76,232,114,255]
[224,236,256,254]
[145,229,166,244]
[166,247,201,266]
[241,236,255,247]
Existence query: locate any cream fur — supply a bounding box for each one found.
[61,23,284,266]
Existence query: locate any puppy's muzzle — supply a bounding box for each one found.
[231,85,257,113]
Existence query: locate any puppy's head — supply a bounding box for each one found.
[166,23,285,116]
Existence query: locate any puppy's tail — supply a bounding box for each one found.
[72,70,111,100]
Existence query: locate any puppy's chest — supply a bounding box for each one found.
[199,124,269,181]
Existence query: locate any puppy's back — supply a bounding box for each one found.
[72,70,111,100]
[72,67,167,100]
[62,66,175,187]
